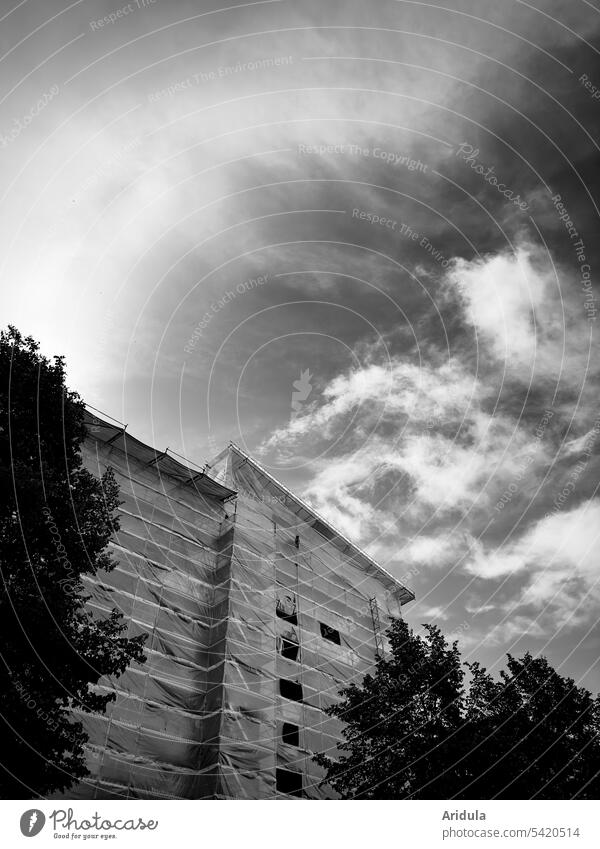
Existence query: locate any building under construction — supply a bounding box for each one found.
[68,409,414,799]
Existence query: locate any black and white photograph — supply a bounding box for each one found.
[0,0,599,843]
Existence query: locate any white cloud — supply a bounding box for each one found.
[481,615,548,645]
[448,247,546,367]
[272,355,548,532]
[401,532,468,567]
[467,499,600,583]
[466,499,600,636]
[446,245,593,383]
[414,604,450,621]
[562,423,600,458]
[264,357,479,450]
[260,244,598,637]
[263,353,553,586]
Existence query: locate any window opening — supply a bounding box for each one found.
[320,622,341,644]
[282,723,300,747]
[276,768,302,796]
[279,678,303,701]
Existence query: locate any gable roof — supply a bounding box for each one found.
[208,442,415,606]
[84,406,414,607]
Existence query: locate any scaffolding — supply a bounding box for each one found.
[59,410,414,800]
[369,598,385,659]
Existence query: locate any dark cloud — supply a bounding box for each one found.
[1,0,599,687]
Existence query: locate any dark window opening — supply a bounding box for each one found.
[276,768,302,796]
[276,592,298,625]
[279,678,303,702]
[280,637,300,662]
[320,622,341,644]
[282,722,300,747]
[294,534,300,549]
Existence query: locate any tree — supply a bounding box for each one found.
[462,655,600,799]
[316,619,600,799]
[0,326,146,798]
[314,619,469,798]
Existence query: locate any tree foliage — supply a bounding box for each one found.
[316,618,600,799]
[0,326,146,798]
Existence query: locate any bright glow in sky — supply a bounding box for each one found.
[1,0,600,689]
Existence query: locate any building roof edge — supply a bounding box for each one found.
[225,442,415,606]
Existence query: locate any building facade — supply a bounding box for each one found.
[67,409,414,799]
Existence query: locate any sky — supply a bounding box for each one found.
[1,0,600,690]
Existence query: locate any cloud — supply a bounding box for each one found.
[257,241,600,648]
[562,423,600,459]
[263,356,478,449]
[467,499,600,582]
[448,247,547,366]
[400,532,469,568]
[414,604,450,621]
[446,245,595,385]
[1,0,598,686]
[466,499,600,636]
[266,350,551,532]
[481,615,548,646]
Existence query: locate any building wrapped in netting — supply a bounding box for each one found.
[64,409,414,799]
